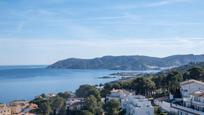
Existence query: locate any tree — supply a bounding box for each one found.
[76,85,101,101]
[57,92,72,99]
[40,93,47,98]
[40,101,52,115]
[80,110,94,115]
[132,77,155,96]
[32,93,68,115]
[105,99,120,115]
[188,67,204,80]
[111,83,121,89]
[31,98,52,115]
[164,71,183,95]
[101,83,113,97]
[76,85,103,115]
[183,72,190,81]
[152,75,165,89]
[50,96,66,115]
[165,71,183,94]
[84,95,98,114]
[119,81,132,90]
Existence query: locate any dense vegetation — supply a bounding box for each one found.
[48,54,204,70]
[33,62,204,115]
[101,65,204,98]
[75,85,103,115]
[31,84,125,115]
[31,92,71,115]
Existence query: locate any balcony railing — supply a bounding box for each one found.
[171,101,204,114]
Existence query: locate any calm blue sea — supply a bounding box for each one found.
[0,65,157,103]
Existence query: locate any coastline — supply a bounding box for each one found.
[0,65,158,103]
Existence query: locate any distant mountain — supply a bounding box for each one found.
[47,54,204,70]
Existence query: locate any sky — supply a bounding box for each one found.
[0,0,204,65]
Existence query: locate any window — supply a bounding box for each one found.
[194,97,201,102]
[184,89,188,92]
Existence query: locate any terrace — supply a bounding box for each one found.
[171,99,204,115]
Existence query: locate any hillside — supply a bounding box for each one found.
[158,61,204,75]
[47,54,204,70]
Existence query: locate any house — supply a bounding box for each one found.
[106,89,154,115]
[106,89,134,109]
[0,104,11,115]
[46,93,57,98]
[180,79,204,97]
[66,98,85,110]
[106,89,133,101]
[171,79,204,115]
[154,96,177,113]
[123,95,154,115]
[35,93,57,99]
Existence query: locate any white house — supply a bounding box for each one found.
[191,91,204,111]
[123,95,154,115]
[154,96,177,113]
[180,79,204,97]
[106,89,154,115]
[171,79,204,115]
[106,89,133,102]
[66,98,84,110]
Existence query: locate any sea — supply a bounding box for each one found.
[0,65,158,103]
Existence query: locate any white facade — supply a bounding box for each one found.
[171,103,204,115]
[154,99,177,113]
[66,98,84,110]
[172,79,204,115]
[180,79,204,97]
[106,89,154,115]
[106,89,133,102]
[123,95,154,115]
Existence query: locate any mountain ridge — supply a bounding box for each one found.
[48,54,204,70]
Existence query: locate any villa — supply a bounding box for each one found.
[35,93,57,99]
[180,79,204,97]
[171,79,204,115]
[154,96,178,113]
[123,95,154,115]
[106,89,154,115]
[106,89,133,102]
[66,98,85,111]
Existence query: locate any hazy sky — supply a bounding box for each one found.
[0,0,204,65]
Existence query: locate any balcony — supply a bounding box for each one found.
[171,101,204,114]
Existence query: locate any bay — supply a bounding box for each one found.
[0,65,157,103]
